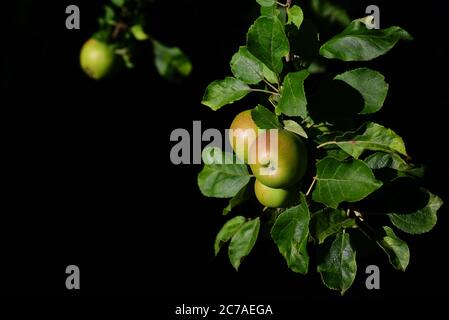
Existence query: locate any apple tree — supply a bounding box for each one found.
[198,0,443,294]
[80,0,191,80]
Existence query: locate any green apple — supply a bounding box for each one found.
[80,38,116,80]
[249,129,307,188]
[229,110,258,163]
[254,179,296,208]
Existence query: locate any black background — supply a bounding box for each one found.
[3,0,449,310]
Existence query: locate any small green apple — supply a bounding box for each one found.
[254,179,296,208]
[249,129,307,188]
[80,38,116,80]
[229,110,258,163]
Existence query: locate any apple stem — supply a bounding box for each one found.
[352,210,378,241]
[264,79,279,93]
[305,176,317,196]
[316,140,337,149]
[112,21,128,39]
[357,226,373,241]
[276,1,292,7]
[276,2,288,8]
[251,88,280,96]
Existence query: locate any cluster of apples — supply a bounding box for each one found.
[229,110,308,208]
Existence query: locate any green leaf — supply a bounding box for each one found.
[277,70,309,118]
[110,0,125,7]
[198,148,251,198]
[260,4,277,17]
[201,146,227,165]
[201,77,251,111]
[388,190,443,234]
[364,152,425,178]
[230,46,264,85]
[364,152,410,171]
[152,40,192,80]
[256,0,275,7]
[247,16,289,74]
[262,64,279,84]
[251,105,282,129]
[214,216,246,256]
[312,208,356,244]
[378,226,410,271]
[287,5,304,29]
[130,24,149,41]
[325,148,350,161]
[335,122,408,159]
[320,20,413,61]
[104,5,116,25]
[317,231,357,295]
[310,0,351,27]
[312,157,382,208]
[400,167,426,179]
[223,184,252,215]
[283,119,308,139]
[334,68,389,114]
[228,218,260,270]
[307,61,326,74]
[118,49,135,69]
[271,194,310,274]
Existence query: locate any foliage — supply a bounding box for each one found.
[84,0,191,80]
[199,0,442,294]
